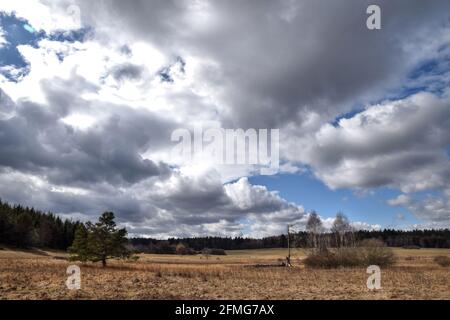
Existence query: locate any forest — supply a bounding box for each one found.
[130,228,450,253]
[0,200,81,249]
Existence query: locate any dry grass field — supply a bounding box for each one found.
[0,247,449,300]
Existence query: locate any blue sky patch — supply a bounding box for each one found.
[331,105,366,127]
[158,56,186,83]
[23,24,36,34]
[0,12,88,81]
[249,173,421,229]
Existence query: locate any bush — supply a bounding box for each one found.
[434,255,450,267]
[304,239,395,268]
[202,248,226,256]
[209,248,226,255]
[358,239,396,267]
[175,243,196,255]
[304,248,361,268]
[303,250,334,268]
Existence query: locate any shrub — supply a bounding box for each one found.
[304,250,335,268]
[202,248,226,256]
[209,248,227,255]
[434,255,450,267]
[304,239,395,268]
[304,248,361,268]
[175,243,196,255]
[175,243,187,255]
[358,239,395,267]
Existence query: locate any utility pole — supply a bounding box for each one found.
[286,224,292,267]
[287,224,291,260]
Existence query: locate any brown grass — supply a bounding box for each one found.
[434,255,450,267]
[0,247,449,300]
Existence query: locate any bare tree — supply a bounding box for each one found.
[306,211,325,251]
[331,212,354,248]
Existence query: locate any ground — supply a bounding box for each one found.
[0,247,449,300]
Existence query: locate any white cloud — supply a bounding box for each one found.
[388,193,450,228]
[0,0,82,33]
[288,92,450,193]
[388,194,412,207]
[350,221,381,231]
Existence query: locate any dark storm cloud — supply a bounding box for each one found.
[0,88,14,114]
[0,168,149,223]
[0,82,173,186]
[74,0,450,128]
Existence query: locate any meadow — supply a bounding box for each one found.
[0,247,449,300]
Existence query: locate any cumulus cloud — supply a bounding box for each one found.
[140,175,306,238]
[350,221,381,231]
[388,194,450,227]
[6,0,447,126]
[69,0,450,129]
[0,0,83,33]
[0,85,176,183]
[289,92,450,193]
[0,165,307,238]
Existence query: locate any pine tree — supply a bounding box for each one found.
[68,224,89,262]
[69,212,130,267]
[15,213,33,247]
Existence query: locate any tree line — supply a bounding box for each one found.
[1,200,449,252]
[130,229,450,252]
[0,200,130,267]
[0,200,81,249]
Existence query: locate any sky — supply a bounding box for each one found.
[0,0,450,238]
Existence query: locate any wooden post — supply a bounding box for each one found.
[286,225,292,267]
[287,225,291,260]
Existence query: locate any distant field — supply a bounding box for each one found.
[0,247,449,299]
